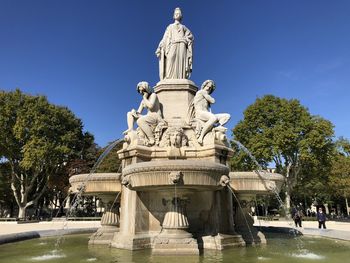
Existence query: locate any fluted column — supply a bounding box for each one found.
[89,195,120,246]
[153,196,198,254]
[101,209,120,227]
[162,197,189,231]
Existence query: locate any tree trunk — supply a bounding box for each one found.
[18,206,26,219]
[285,191,291,211]
[284,163,292,212]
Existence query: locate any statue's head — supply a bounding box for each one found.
[137,81,152,95]
[173,7,183,22]
[168,127,187,148]
[201,80,216,94]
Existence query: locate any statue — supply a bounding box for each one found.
[124,81,163,146]
[192,80,230,144]
[155,7,194,80]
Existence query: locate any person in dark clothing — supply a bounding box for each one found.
[317,207,327,229]
[292,209,303,227]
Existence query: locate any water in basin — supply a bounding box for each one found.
[0,234,349,263]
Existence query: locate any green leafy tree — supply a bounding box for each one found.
[0,89,87,218]
[292,160,332,210]
[45,132,99,216]
[335,137,350,157]
[232,95,335,209]
[328,138,350,215]
[0,162,15,217]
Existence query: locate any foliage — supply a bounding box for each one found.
[335,137,350,157]
[231,95,335,208]
[0,162,15,216]
[329,138,350,198]
[95,141,123,173]
[0,89,87,218]
[324,137,350,216]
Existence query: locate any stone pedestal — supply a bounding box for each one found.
[89,198,120,245]
[154,79,198,126]
[201,233,245,250]
[111,187,153,250]
[68,173,121,246]
[198,188,245,250]
[234,194,266,245]
[153,197,199,254]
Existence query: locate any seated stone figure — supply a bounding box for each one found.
[193,80,230,144]
[124,81,163,146]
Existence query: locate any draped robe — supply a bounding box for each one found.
[157,23,193,80]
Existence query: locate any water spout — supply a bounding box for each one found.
[231,139,305,249]
[54,138,124,249]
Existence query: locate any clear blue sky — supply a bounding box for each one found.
[1,0,349,147]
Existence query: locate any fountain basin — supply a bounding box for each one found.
[69,173,121,195]
[121,160,229,191]
[1,233,350,262]
[69,173,122,246]
[229,171,284,195]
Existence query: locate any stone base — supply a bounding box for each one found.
[111,233,153,250]
[88,226,119,246]
[238,230,267,245]
[152,229,199,255]
[201,233,246,250]
[154,79,198,126]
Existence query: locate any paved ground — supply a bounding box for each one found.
[254,219,350,241]
[0,220,100,244]
[0,220,101,235]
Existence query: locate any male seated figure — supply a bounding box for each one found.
[193,80,230,144]
[124,81,162,146]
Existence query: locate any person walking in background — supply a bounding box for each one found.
[317,207,327,229]
[292,206,303,227]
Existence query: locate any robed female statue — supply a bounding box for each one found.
[155,8,194,80]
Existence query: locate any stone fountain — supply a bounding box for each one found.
[69,7,284,255]
[69,173,121,245]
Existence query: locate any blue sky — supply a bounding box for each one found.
[1,0,349,147]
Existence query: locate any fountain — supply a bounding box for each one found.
[2,7,350,263]
[68,139,123,245]
[66,7,286,255]
[69,172,121,245]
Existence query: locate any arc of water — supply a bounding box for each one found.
[227,185,258,247]
[108,191,121,214]
[106,157,123,213]
[231,139,290,218]
[66,138,123,217]
[54,138,124,249]
[253,195,263,230]
[231,139,305,250]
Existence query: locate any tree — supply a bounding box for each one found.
[232,95,335,209]
[45,132,99,217]
[328,138,350,216]
[0,89,87,218]
[0,161,15,217]
[335,137,350,157]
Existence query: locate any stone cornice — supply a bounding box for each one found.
[123,160,229,176]
[69,173,121,184]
